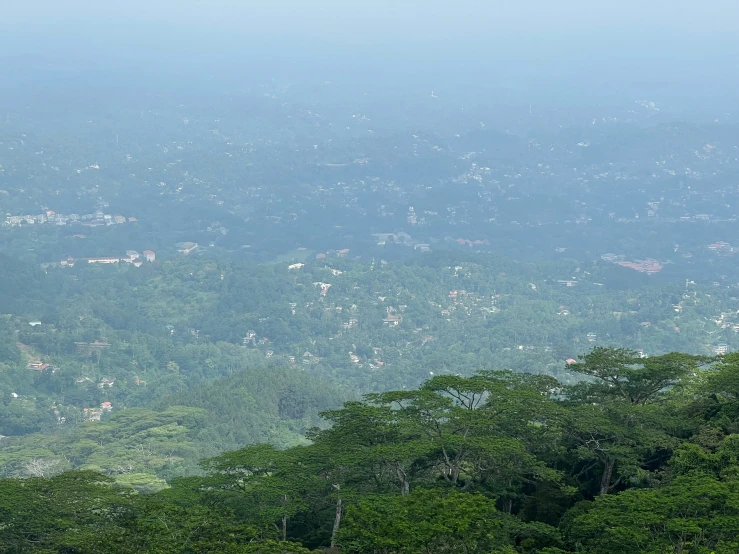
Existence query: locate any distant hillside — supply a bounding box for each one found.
[153,365,346,454]
[0,365,344,489]
[0,254,63,316]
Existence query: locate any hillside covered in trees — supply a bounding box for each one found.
[4,3,739,551]
[4,347,739,553]
[5,250,739,490]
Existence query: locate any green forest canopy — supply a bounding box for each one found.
[3,250,739,488]
[4,348,739,553]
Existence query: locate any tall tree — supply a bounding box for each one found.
[568,347,707,405]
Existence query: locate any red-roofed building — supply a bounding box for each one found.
[616,258,663,275]
[566,358,577,365]
[143,250,156,262]
[316,253,327,259]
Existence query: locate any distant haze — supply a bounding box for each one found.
[1,1,738,108]
[5,1,739,35]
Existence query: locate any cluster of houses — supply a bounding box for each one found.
[433,289,500,321]
[288,261,344,272]
[313,281,332,296]
[242,330,270,347]
[342,318,359,330]
[616,259,663,274]
[59,249,155,268]
[601,253,663,275]
[709,311,739,354]
[26,360,117,391]
[315,248,351,259]
[372,232,413,247]
[346,349,386,370]
[715,343,730,355]
[26,360,52,371]
[3,209,137,228]
[455,238,490,247]
[73,376,115,389]
[301,351,321,365]
[707,241,735,256]
[84,401,112,422]
[383,305,403,326]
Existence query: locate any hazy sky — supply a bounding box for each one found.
[5,0,739,36]
[2,1,738,106]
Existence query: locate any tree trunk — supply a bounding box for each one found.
[394,464,410,495]
[330,496,343,548]
[451,463,460,484]
[282,514,287,542]
[600,459,615,496]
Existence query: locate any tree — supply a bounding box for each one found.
[338,488,522,554]
[690,353,739,431]
[568,347,707,405]
[567,476,739,553]
[563,348,704,496]
[564,402,671,496]
[0,471,134,551]
[23,456,62,478]
[374,372,562,509]
[201,444,324,542]
[310,401,429,497]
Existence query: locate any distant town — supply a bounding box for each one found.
[48,249,156,268]
[3,209,138,228]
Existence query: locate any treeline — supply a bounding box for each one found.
[5,347,739,553]
[15,251,737,391]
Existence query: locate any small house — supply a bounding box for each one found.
[715,343,729,355]
[383,315,402,326]
[175,242,198,254]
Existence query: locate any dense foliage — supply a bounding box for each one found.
[3,250,739,488]
[3,31,739,553]
[5,347,739,552]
